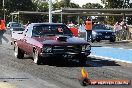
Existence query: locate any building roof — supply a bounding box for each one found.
[10,8,132,16]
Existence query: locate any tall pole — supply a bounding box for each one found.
[3,0,5,21]
[61,12,62,23]
[49,0,52,23]
[77,15,80,25]
[12,15,14,22]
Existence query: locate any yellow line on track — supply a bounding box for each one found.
[0,82,16,88]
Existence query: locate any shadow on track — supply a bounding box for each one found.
[41,57,88,67]
[27,56,120,67]
[87,57,120,67]
[22,54,120,67]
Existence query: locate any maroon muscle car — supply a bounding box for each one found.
[14,23,91,65]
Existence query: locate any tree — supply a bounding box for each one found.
[35,2,48,12]
[0,1,3,19]
[6,0,36,12]
[101,0,130,8]
[82,3,103,9]
[22,1,49,23]
[54,0,72,8]
[62,0,71,7]
[101,0,131,24]
[0,0,36,23]
[53,0,80,23]
[69,3,80,8]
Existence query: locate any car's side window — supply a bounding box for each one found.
[26,29,32,37]
[32,26,42,36]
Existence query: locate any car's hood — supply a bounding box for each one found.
[93,29,114,33]
[33,36,89,45]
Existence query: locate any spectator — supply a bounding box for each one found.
[114,21,121,41]
[0,20,9,45]
[120,21,129,40]
[85,18,92,42]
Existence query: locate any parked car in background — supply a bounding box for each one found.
[7,22,23,29]
[11,27,25,45]
[14,23,91,65]
[6,22,24,34]
[92,24,116,42]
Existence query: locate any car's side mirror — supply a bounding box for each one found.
[7,25,10,28]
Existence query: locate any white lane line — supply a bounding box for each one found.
[94,46,132,51]
[89,54,132,64]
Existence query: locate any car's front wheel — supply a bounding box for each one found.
[14,44,24,59]
[33,49,42,65]
[77,54,87,65]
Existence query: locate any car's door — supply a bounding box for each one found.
[22,26,34,55]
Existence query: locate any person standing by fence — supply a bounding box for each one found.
[120,21,129,40]
[114,21,121,41]
[85,18,93,42]
[0,20,9,45]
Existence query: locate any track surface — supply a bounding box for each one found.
[0,34,132,88]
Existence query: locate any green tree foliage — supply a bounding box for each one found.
[62,0,71,7]
[36,2,48,12]
[53,0,80,9]
[53,0,80,23]
[69,3,80,8]
[82,3,103,9]
[23,1,49,23]
[6,0,36,12]
[101,0,131,25]
[32,0,48,12]
[0,0,36,23]
[0,1,3,19]
[101,0,130,8]
[127,2,132,24]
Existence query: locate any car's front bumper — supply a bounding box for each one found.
[40,51,91,58]
[92,35,116,40]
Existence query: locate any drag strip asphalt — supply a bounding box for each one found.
[0,34,132,88]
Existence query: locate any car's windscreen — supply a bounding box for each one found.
[32,25,73,37]
[93,24,110,30]
[13,28,25,31]
[11,23,22,27]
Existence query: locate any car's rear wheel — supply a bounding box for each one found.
[91,39,95,43]
[33,49,42,65]
[14,44,24,59]
[110,38,115,42]
[96,39,100,42]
